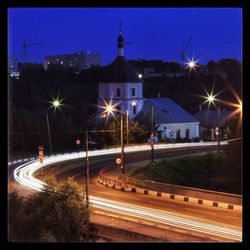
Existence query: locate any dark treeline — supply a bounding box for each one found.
[9,59,241,156]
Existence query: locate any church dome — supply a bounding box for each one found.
[101,56,139,82]
[117,33,124,43]
[100,32,140,83]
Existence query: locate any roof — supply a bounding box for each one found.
[100,56,139,83]
[140,98,198,124]
[193,110,233,127]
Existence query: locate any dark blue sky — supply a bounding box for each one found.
[8,8,242,65]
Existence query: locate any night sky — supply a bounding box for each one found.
[8,8,242,66]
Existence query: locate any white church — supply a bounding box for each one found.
[98,33,199,140]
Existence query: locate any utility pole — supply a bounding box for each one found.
[126,109,129,145]
[217,104,221,152]
[151,106,155,163]
[85,127,89,208]
[121,115,125,174]
[84,127,90,241]
[46,112,52,155]
[151,106,154,132]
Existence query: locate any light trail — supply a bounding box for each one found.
[90,196,241,241]
[14,142,228,191]
[13,141,241,242]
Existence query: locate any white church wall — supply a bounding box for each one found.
[98,82,143,119]
[157,122,200,139]
[99,82,143,100]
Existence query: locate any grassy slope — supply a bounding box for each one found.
[131,149,241,194]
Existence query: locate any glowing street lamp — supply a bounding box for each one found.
[49,97,63,111]
[202,92,221,152]
[185,57,199,72]
[207,94,215,104]
[102,100,126,174]
[52,99,60,108]
[138,73,143,79]
[106,104,114,114]
[46,96,64,155]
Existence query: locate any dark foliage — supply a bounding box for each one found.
[8,177,89,242]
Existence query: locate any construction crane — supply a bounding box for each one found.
[181,37,192,69]
[22,39,46,63]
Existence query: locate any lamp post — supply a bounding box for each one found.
[126,109,129,145]
[120,115,125,174]
[217,103,221,152]
[46,98,62,155]
[204,93,221,152]
[85,127,89,208]
[45,112,52,155]
[151,106,154,163]
[102,102,126,174]
[83,122,117,208]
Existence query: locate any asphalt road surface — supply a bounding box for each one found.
[9,143,242,242]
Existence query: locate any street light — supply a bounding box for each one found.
[46,97,64,155]
[203,92,221,152]
[85,127,89,208]
[83,117,116,208]
[102,101,126,174]
[138,73,143,79]
[151,106,154,163]
[185,57,199,72]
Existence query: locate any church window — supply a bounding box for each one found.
[131,88,136,97]
[116,88,121,97]
[176,129,181,139]
[132,105,136,115]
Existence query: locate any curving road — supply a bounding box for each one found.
[10,142,242,242]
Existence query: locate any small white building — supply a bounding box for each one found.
[140,98,200,140]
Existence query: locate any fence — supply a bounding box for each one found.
[120,175,241,205]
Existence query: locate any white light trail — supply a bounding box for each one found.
[13,141,241,241]
[90,196,241,241]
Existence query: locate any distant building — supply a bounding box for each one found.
[97,32,199,140]
[144,67,186,78]
[9,56,20,77]
[193,109,232,128]
[193,109,237,140]
[44,51,100,71]
[129,59,182,78]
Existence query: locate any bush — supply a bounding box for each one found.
[8,177,89,242]
[192,137,200,142]
[183,138,192,143]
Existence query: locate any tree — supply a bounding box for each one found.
[129,112,160,143]
[8,177,89,242]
